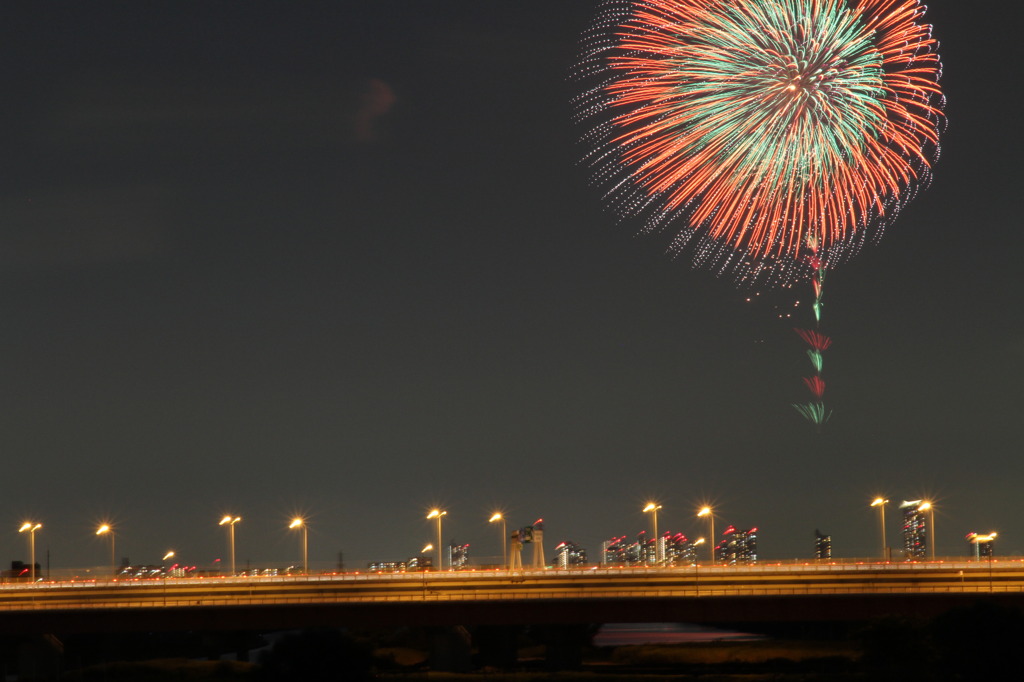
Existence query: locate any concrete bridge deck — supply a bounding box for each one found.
[0,561,1020,634]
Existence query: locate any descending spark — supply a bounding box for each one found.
[794,328,833,352]
[793,237,832,425]
[806,350,824,374]
[802,376,827,399]
[793,402,832,425]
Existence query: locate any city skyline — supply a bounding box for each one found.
[0,2,1019,570]
[0,494,1000,573]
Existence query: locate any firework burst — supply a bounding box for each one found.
[575,0,943,284]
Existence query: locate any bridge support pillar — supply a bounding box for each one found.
[200,631,263,662]
[473,625,521,669]
[533,624,591,671]
[428,626,471,672]
[16,634,63,680]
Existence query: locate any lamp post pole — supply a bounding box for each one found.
[96,524,116,577]
[698,507,715,564]
[489,513,506,569]
[929,506,936,560]
[289,518,308,574]
[643,503,662,565]
[871,498,888,561]
[19,523,42,582]
[427,510,447,571]
[919,502,935,560]
[219,516,241,575]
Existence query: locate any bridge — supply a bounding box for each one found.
[1,561,1022,635]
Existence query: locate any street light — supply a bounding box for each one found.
[698,506,715,564]
[427,509,447,571]
[918,502,936,560]
[162,551,176,580]
[289,518,308,574]
[870,497,889,561]
[489,512,506,569]
[18,522,42,582]
[96,523,117,577]
[219,515,241,575]
[643,503,662,565]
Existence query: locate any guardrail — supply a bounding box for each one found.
[5,558,1021,590]
[0,581,1022,612]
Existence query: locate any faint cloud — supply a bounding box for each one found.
[47,73,399,151]
[351,78,396,143]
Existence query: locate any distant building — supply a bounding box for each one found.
[600,533,651,566]
[966,532,996,560]
[637,531,653,565]
[716,526,757,565]
[603,531,699,567]
[3,561,40,581]
[815,529,832,560]
[119,564,192,578]
[554,541,588,568]
[601,536,628,566]
[663,533,699,566]
[370,555,439,572]
[900,500,927,559]
[450,543,470,569]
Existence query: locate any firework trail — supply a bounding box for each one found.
[793,236,832,425]
[575,0,943,423]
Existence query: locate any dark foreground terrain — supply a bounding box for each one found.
[7,600,1021,681]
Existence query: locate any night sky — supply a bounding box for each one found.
[0,1,1020,573]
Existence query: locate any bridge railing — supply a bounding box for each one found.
[3,558,1020,593]
[14,556,1024,587]
[0,581,1022,611]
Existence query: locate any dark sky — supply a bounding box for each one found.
[0,1,1019,573]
